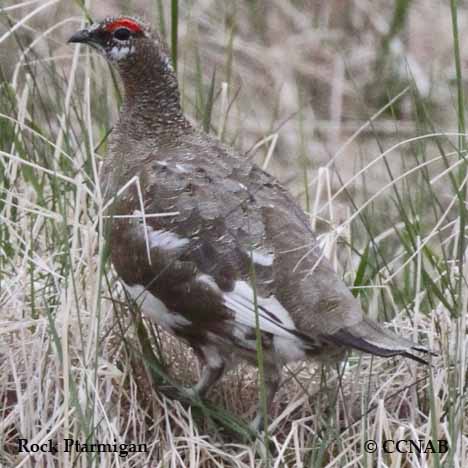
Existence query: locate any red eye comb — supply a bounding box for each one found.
[104,18,142,33]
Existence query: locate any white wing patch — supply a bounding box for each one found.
[175,163,190,174]
[123,282,190,330]
[133,210,189,251]
[149,229,189,250]
[223,280,296,338]
[249,248,274,267]
[197,274,220,290]
[222,280,306,362]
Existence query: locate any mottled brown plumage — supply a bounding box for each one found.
[69,16,429,430]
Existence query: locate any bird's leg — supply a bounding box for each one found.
[191,362,225,397]
[250,364,281,432]
[186,346,225,398]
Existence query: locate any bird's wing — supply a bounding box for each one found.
[108,140,429,363]
[108,148,308,343]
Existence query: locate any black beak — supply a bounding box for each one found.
[68,29,91,44]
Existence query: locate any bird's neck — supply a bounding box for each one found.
[116,53,192,139]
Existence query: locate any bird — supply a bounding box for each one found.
[68,16,430,430]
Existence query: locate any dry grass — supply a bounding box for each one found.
[1,0,468,467]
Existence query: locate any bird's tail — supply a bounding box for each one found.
[324,317,432,365]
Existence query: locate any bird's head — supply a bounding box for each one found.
[68,16,171,68]
[68,16,186,131]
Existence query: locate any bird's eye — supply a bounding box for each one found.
[114,28,131,40]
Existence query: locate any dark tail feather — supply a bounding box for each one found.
[320,316,435,365]
[326,329,431,365]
